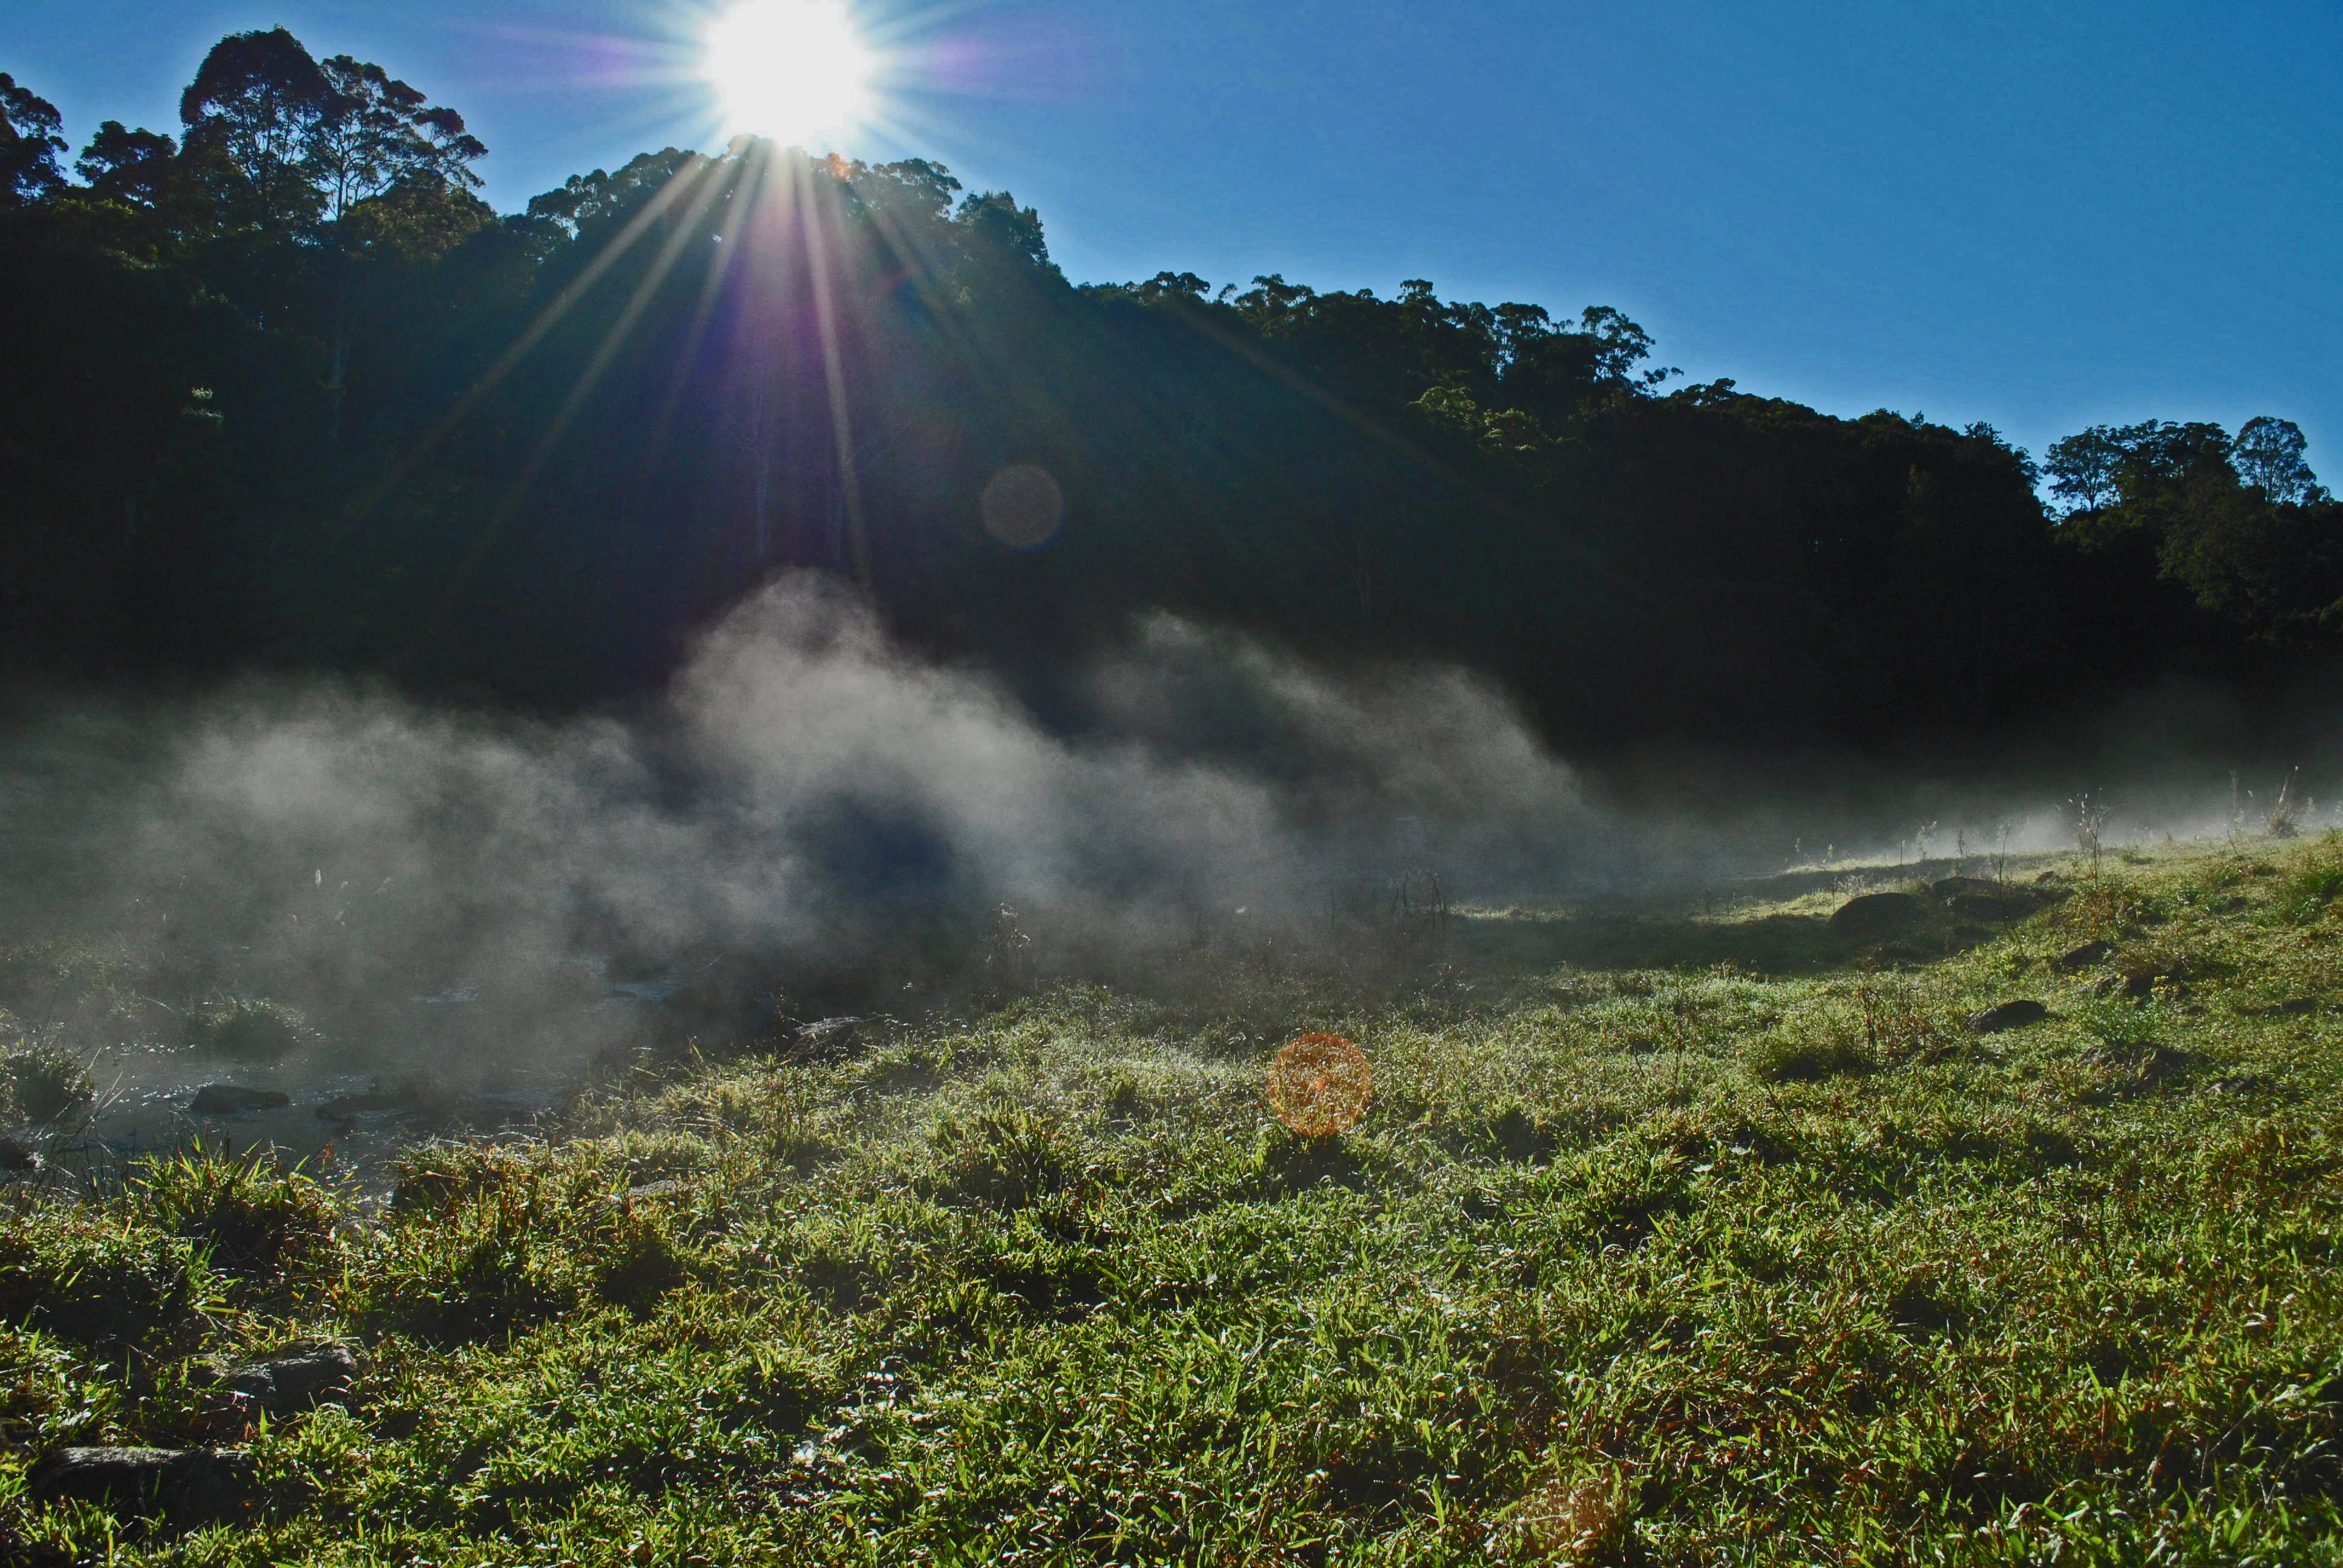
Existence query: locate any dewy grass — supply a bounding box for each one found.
[0,1044,93,1126]
[10,839,2343,1561]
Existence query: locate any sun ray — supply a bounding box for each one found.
[399,155,741,658]
[791,152,872,587]
[647,137,790,451]
[341,155,724,543]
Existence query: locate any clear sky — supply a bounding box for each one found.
[7,0,2337,472]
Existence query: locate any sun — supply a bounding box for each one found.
[703,0,877,146]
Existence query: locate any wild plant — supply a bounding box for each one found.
[980,904,1037,996]
[2069,791,2108,872]
[0,1044,93,1127]
[132,1140,339,1286]
[195,998,319,1060]
[0,1200,214,1356]
[2276,851,2343,924]
[1383,866,1449,961]
[2266,768,2304,838]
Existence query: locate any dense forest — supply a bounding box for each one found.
[2,30,2338,753]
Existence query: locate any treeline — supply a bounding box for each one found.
[2,32,2338,750]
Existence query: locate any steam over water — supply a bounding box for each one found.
[0,574,2328,1171]
[117,575,1593,979]
[0,578,1598,1166]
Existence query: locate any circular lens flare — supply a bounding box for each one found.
[704,0,876,145]
[981,463,1064,549]
[1266,1033,1372,1138]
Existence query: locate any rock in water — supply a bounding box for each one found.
[213,1342,360,1415]
[2054,940,2114,973]
[0,1136,39,1172]
[27,1446,254,1523]
[1966,1000,2049,1033]
[189,1085,291,1114]
[1829,892,1928,936]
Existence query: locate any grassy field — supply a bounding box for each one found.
[8,837,2343,1564]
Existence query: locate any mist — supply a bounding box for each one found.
[2,570,2336,1162]
[0,578,1607,1118]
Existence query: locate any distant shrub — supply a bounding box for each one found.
[133,1142,338,1284]
[2266,770,2305,838]
[0,1046,92,1125]
[197,998,319,1060]
[979,904,1038,996]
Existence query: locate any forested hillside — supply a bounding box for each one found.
[3,31,2338,750]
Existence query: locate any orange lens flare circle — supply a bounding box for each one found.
[1265,1033,1372,1137]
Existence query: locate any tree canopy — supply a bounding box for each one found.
[2,36,2336,759]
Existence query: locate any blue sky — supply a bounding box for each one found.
[8,0,2337,471]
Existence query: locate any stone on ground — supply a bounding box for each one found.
[1965,999,2049,1033]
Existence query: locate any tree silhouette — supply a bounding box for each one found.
[179,28,336,234]
[2233,416,2324,505]
[75,122,179,209]
[0,73,67,207]
[0,41,2335,748]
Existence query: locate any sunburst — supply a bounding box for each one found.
[703,0,879,146]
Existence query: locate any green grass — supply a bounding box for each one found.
[0,1046,92,1128]
[10,838,2343,1563]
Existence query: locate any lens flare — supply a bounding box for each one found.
[703,0,876,145]
[980,463,1065,550]
[1265,1033,1372,1137]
